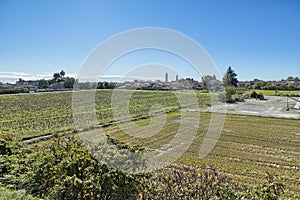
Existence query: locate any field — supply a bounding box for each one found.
[0,90,211,139]
[90,112,300,198]
[0,90,299,198]
[243,89,300,96]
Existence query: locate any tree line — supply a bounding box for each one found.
[203,66,300,91]
[38,70,75,89]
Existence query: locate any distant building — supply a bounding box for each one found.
[16,79,39,87]
[176,75,178,82]
[26,80,39,87]
[50,83,64,90]
[165,73,168,82]
[0,83,13,90]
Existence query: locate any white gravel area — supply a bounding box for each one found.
[209,96,300,119]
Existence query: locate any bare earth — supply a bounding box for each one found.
[209,96,300,119]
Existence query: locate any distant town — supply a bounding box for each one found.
[0,68,300,94]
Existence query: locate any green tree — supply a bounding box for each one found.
[97,82,104,89]
[60,70,65,78]
[38,79,49,89]
[287,83,296,90]
[252,80,267,89]
[223,66,238,87]
[287,76,294,81]
[104,82,109,89]
[63,77,75,88]
[294,77,299,81]
[53,73,60,80]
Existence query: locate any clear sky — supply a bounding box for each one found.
[0,0,299,83]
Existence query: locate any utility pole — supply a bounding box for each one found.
[286,95,289,111]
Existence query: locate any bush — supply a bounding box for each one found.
[0,133,25,187]
[22,136,142,199]
[250,91,264,100]
[225,86,237,98]
[0,134,285,200]
[0,135,142,200]
[0,89,28,95]
[219,93,236,103]
[141,165,230,199]
[141,165,284,200]
[0,185,41,200]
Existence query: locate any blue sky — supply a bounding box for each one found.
[0,0,299,83]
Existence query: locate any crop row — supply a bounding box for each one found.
[0,90,212,139]
[96,112,300,198]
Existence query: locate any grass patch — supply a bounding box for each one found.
[243,89,300,96]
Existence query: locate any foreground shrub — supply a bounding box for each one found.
[141,165,284,200]
[225,86,237,98]
[0,185,41,200]
[0,134,285,200]
[25,136,142,199]
[0,132,25,187]
[141,165,229,199]
[0,135,142,200]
